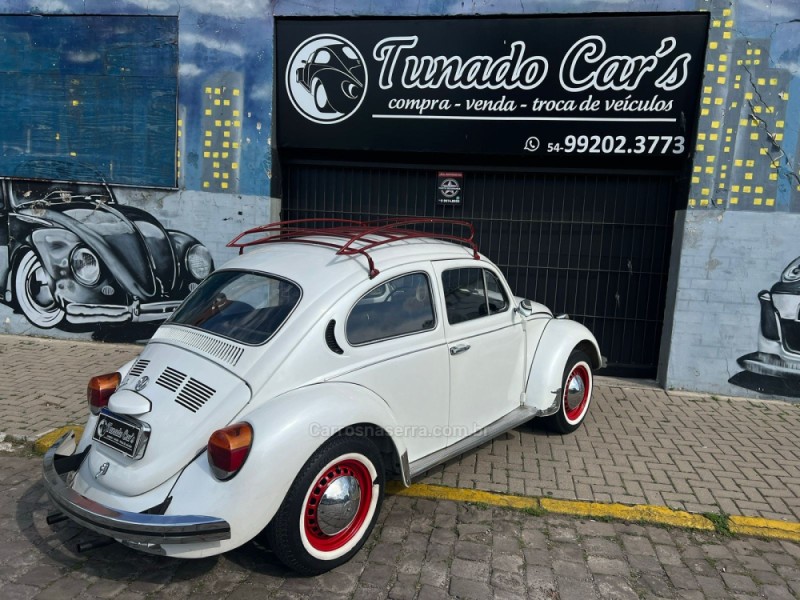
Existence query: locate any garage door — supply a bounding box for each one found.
[283,161,682,378]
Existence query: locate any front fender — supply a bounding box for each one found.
[525,319,602,413]
[163,381,407,557]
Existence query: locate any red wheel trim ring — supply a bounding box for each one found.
[303,458,373,552]
[564,364,590,421]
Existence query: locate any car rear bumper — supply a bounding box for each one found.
[66,300,182,324]
[42,433,231,547]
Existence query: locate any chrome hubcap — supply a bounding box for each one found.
[565,373,586,412]
[317,475,361,536]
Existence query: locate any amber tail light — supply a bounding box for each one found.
[87,373,121,416]
[208,423,253,480]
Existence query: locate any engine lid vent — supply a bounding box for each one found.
[129,359,150,378]
[156,367,187,392]
[175,378,216,413]
[325,319,344,355]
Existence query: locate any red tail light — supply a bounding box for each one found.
[87,372,121,415]
[208,423,253,480]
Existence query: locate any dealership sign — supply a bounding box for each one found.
[276,15,708,167]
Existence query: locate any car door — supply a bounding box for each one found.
[337,268,451,462]
[434,262,526,445]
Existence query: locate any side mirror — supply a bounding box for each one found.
[516,299,533,316]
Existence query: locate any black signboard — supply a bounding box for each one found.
[276,14,708,168]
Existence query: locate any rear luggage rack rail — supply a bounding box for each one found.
[227,217,480,278]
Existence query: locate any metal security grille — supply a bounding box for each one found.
[283,161,681,377]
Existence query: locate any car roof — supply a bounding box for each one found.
[220,236,485,296]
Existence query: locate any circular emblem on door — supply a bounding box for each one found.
[135,376,149,392]
[286,34,368,124]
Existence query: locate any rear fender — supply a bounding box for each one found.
[164,382,407,555]
[525,319,602,414]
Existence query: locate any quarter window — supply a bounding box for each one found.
[346,273,435,345]
[442,268,509,324]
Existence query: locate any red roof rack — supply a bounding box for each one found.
[227,217,480,278]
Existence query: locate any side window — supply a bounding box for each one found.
[485,270,509,315]
[346,272,435,345]
[442,268,509,324]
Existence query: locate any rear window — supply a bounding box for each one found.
[170,271,301,345]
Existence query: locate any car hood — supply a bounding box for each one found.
[80,342,251,497]
[19,200,177,298]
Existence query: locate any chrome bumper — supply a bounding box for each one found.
[42,433,231,545]
[66,300,181,324]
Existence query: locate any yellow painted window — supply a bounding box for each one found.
[746,159,755,167]
[753,105,762,113]
[720,172,727,179]
[777,120,785,128]
[205,131,212,137]
[233,110,240,117]
[223,172,229,179]
[755,48,762,55]
[718,66,727,74]
[760,148,768,155]
[221,182,229,190]
[725,136,731,142]
[703,97,711,105]
[700,199,710,206]
[723,31,731,39]
[743,185,752,193]
[754,198,763,205]
[213,161,220,168]
[232,142,240,149]
[739,118,748,127]
[701,187,710,195]
[720,54,728,62]
[730,101,738,108]
[707,64,715,72]
[232,162,239,170]
[233,89,240,96]
[730,197,738,204]
[691,176,700,184]
[731,185,740,192]
[770,173,778,181]
[693,165,702,173]
[724,20,733,27]
[223,131,230,138]
[750,132,759,140]
[213,152,219,158]
[697,143,705,151]
[723,8,731,15]
[214,87,221,95]
[214,99,221,106]
[701,108,710,116]
[213,172,220,179]
[203,181,210,188]
[714,97,723,105]
[224,120,231,127]
[734,159,743,167]
[706,155,715,163]
[755,186,764,193]
[712,19,721,27]
[721,165,728,171]
[234,120,241,127]
[757,78,766,86]
[223,141,230,148]
[203,151,210,158]
[205,87,212,94]
[723,146,730,153]
[735,75,741,81]
[704,86,712,94]
[766,198,775,206]
[711,120,720,128]
[205,109,212,116]
[222,152,229,159]
[744,173,753,180]
[689,199,697,206]
[770,78,778,85]
[746,49,753,56]
[744,92,753,100]
[709,133,718,141]
[177,130,182,138]
[224,99,231,106]
[705,166,714,173]
[775,133,784,141]
[718,183,726,190]
[204,140,211,147]
[710,41,718,49]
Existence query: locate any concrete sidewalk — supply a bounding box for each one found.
[2,334,799,524]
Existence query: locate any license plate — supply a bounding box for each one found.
[93,410,149,459]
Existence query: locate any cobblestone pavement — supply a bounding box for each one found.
[2,335,800,523]
[2,455,799,600]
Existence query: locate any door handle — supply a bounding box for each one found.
[449,343,471,356]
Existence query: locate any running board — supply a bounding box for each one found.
[408,406,539,480]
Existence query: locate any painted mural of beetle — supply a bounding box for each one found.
[0,176,214,330]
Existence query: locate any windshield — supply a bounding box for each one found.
[170,271,301,345]
[10,179,113,208]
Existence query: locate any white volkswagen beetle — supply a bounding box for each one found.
[43,218,602,574]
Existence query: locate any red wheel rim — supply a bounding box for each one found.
[564,364,590,421]
[303,458,373,552]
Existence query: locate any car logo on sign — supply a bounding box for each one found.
[286,34,368,125]
[135,376,149,392]
[439,178,461,199]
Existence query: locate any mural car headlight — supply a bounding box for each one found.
[70,247,101,286]
[781,257,800,283]
[186,244,213,280]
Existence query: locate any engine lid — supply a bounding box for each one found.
[86,341,251,496]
